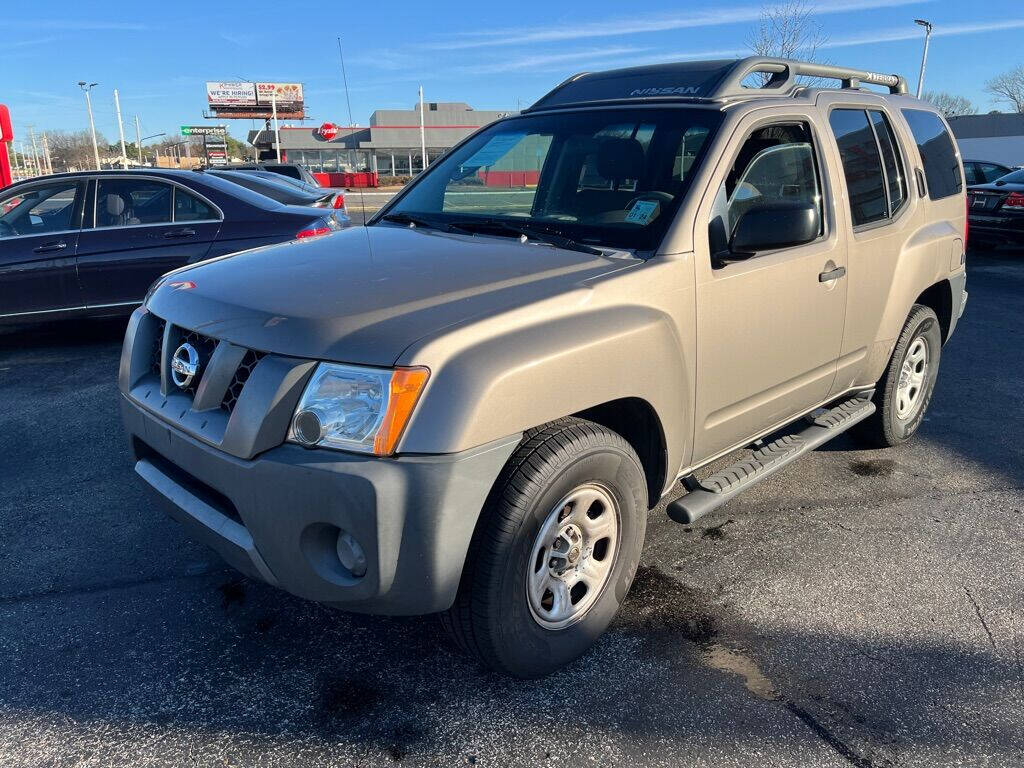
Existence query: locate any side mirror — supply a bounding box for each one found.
[730,200,820,255]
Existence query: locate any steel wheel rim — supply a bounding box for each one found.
[526,482,621,630]
[896,335,929,420]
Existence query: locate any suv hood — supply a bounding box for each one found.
[147,224,634,366]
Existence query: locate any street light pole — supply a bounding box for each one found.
[914,19,933,98]
[271,90,281,162]
[78,82,101,169]
[418,85,427,173]
[113,89,128,169]
[134,115,143,165]
[41,133,53,174]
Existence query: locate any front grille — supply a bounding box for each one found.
[221,350,266,414]
[148,314,267,415]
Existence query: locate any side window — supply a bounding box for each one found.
[900,108,963,200]
[982,163,1007,183]
[96,179,173,228]
[708,121,823,256]
[828,109,888,226]
[963,163,980,186]
[869,110,907,216]
[174,189,217,222]
[0,182,81,238]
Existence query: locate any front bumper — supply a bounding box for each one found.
[124,396,518,614]
[118,306,520,615]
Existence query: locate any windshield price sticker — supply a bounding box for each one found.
[625,199,659,224]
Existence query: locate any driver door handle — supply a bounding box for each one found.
[33,240,67,253]
[819,266,846,282]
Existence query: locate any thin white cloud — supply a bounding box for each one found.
[423,0,930,49]
[467,46,653,74]
[825,17,1024,47]
[6,20,149,31]
[8,36,62,48]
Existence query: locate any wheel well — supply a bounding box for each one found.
[573,398,667,510]
[915,280,953,342]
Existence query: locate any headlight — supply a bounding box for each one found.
[288,363,429,456]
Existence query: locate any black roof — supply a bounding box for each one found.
[526,57,908,113]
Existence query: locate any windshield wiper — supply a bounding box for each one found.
[381,212,460,232]
[449,218,604,256]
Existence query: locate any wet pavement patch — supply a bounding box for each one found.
[621,565,719,646]
[849,459,896,477]
[702,519,734,539]
[217,578,246,609]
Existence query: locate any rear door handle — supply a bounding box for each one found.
[33,240,67,253]
[819,266,846,282]
[162,228,196,239]
[915,168,927,197]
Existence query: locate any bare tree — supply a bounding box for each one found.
[922,91,978,119]
[747,0,828,84]
[985,66,1024,112]
[46,130,109,172]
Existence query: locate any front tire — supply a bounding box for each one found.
[441,418,647,678]
[852,304,942,448]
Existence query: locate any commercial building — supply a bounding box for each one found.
[249,102,513,176]
[948,113,1024,166]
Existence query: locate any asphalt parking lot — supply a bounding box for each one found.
[1,250,1022,767]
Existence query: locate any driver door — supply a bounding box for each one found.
[691,112,848,462]
[0,179,86,318]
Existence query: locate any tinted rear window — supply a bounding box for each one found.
[901,109,962,200]
[829,109,888,226]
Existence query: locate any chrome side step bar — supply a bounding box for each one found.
[666,392,876,525]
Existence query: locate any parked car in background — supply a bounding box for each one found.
[0,169,344,323]
[967,167,1024,249]
[963,159,1013,186]
[204,169,346,212]
[220,162,321,187]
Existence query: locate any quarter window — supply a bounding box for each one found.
[95,179,173,227]
[174,189,216,222]
[901,109,963,200]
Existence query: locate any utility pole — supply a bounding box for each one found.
[78,82,101,170]
[271,90,281,162]
[41,133,53,174]
[914,19,933,98]
[134,115,143,165]
[113,89,128,168]
[418,85,427,173]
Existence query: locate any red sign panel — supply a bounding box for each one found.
[318,122,339,141]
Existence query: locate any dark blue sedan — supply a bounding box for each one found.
[0,169,347,323]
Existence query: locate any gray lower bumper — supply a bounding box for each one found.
[123,395,519,615]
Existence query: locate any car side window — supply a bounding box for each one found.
[95,179,173,228]
[174,188,217,222]
[963,163,979,185]
[0,182,81,239]
[828,109,890,226]
[900,109,963,200]
[708,121,823,257]
[981,163,1007,183]
[869,110,907,216]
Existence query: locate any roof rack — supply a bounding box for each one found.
[526,57,908,113]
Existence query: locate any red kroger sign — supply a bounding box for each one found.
[318,122,339,141]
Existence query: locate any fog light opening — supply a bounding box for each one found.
[336,530,367,578]
[292,408,326,446]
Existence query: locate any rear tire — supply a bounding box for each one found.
[441,417,648,678]
[851,304,942,448]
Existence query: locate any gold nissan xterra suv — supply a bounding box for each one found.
[120,58,968,677]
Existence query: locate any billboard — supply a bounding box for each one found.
[206,81,305,119]
[206,82,257,107]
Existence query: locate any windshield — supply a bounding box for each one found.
[378,107,722,251]
[995,168,1024,184]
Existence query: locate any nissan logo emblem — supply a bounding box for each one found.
[170,343,201,389]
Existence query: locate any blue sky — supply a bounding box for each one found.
[3,0,1022,145]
